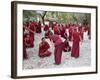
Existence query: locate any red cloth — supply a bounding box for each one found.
[30,22,35,31]
[53,25,60,35]
[35,22,40,33]
[54,43,63,64]
[45,30,51,38]
[49,35,62,46]
[44,25,49,31]
[71,32,80,58]
[49,34,63,64]
[37,21,42,33]
[23,34,28,59]
[26,22,29,27]
[39,41,51,58]
[60,25,65,37]
[49,21,53,29]
[29,22,35,40]
[78,26,84,40]
[23,44,28,59]
[24,35,34,48]
[69,27,73,41]
[80,31,84,40]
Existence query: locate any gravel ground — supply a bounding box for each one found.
[23,30,91,69]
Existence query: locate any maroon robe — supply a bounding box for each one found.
[37,21,42,33]
[29,22,35,40]
[79,26,84,40]
[23,43,27,59]
[45,30,51,38]
[53,25,60,35]
[60,25,65,37]
[26,21,30,27]
[39,41,51,58]
[63,40,71,52]
[23,34,28,59]
[44,25,49,31]
[49,21,53,29]
[49,34,64,65]
[69,27,73,41]
[24,35,34,48]
[35,22,40,33]
[71,31,80,58]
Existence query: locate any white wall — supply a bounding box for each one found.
[0,0,100,80]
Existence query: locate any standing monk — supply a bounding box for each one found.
[71,28,81,58]
[49,33,64,65]
[29,21,35,41]
[23,27,28,59]
[53,24,60,35]
[23,23,29,59]
[79,26,84,40]
[38,21,42,33]
[68,26,73,41]
[60,24,65,37]
[39,37,51,58]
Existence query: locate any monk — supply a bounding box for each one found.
[49,32,64,65]
[60,24,65,37]
[23,25,28,59]
[68,26,73,41]
[39,37,51,58]
[45,30,51,38]
[79,26,84,40]
[23,33,28,59]
[29,21,35,41]
[35,22,39,33]
[53,24,60,35]
[44,25,49,31]
[71,28,81,58]
[63,39,71,52]
[24,34,34,48]
[49,21,53,30]
[37,21,42,33]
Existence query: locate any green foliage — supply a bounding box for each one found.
[23,10,91,25]
[23,10,37,18]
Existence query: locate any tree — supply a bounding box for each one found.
[23,10,37,22]
[37,11,47,25]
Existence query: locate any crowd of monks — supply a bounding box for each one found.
[23,20,91,65]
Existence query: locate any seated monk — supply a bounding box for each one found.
[24,34,34,48]
[39,37,51,58]
[63,39,71,52]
